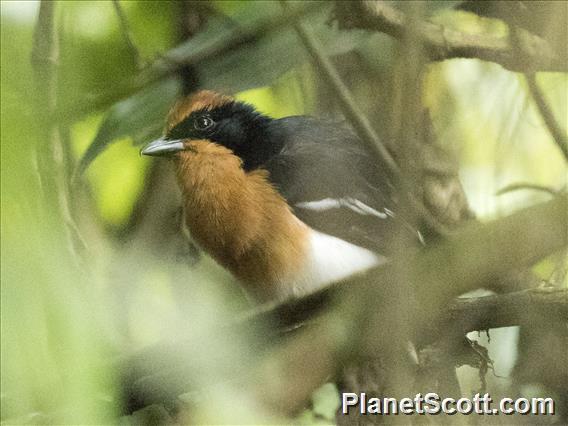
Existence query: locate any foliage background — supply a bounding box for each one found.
[1,1,566,424]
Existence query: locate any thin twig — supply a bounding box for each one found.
[374,1,428,399]
[175,0,206,95]
[281,2,398,174]
[112,0,144,68]
[32,1,86,259]
[390,1,427,235]
[525,73,568,162]
[496,182,560,197]
[281,0,449,237]
[507,22,568,162]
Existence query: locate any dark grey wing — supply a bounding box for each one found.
[264,117,420,255]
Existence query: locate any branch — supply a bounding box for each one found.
[339,192,566,418]
[447,287,568,333]
[237,285,568,348]
[121,284,568,414]
[119,194,567,413]
[410,194,566,325]
[333,1,564,72]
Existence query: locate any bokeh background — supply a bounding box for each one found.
[1,1,566,424]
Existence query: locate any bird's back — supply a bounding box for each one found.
[264,116,419,255]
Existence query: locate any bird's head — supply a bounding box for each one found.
[141,90,278,170]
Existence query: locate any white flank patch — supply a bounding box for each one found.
[295,198,342,211]
[287,229,386,298]
[296,198,389,219]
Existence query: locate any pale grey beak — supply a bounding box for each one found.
[141,138,184,157]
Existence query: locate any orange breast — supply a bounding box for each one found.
[175,140,309,303]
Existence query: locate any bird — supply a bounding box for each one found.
[141,90,422,304]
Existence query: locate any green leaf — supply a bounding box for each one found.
[77,78,180,175]
[80,2,368,172]
[193,3,369,92]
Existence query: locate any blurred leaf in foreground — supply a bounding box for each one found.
[77,78,180,175]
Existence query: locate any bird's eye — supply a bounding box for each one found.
[194,115,215,131]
